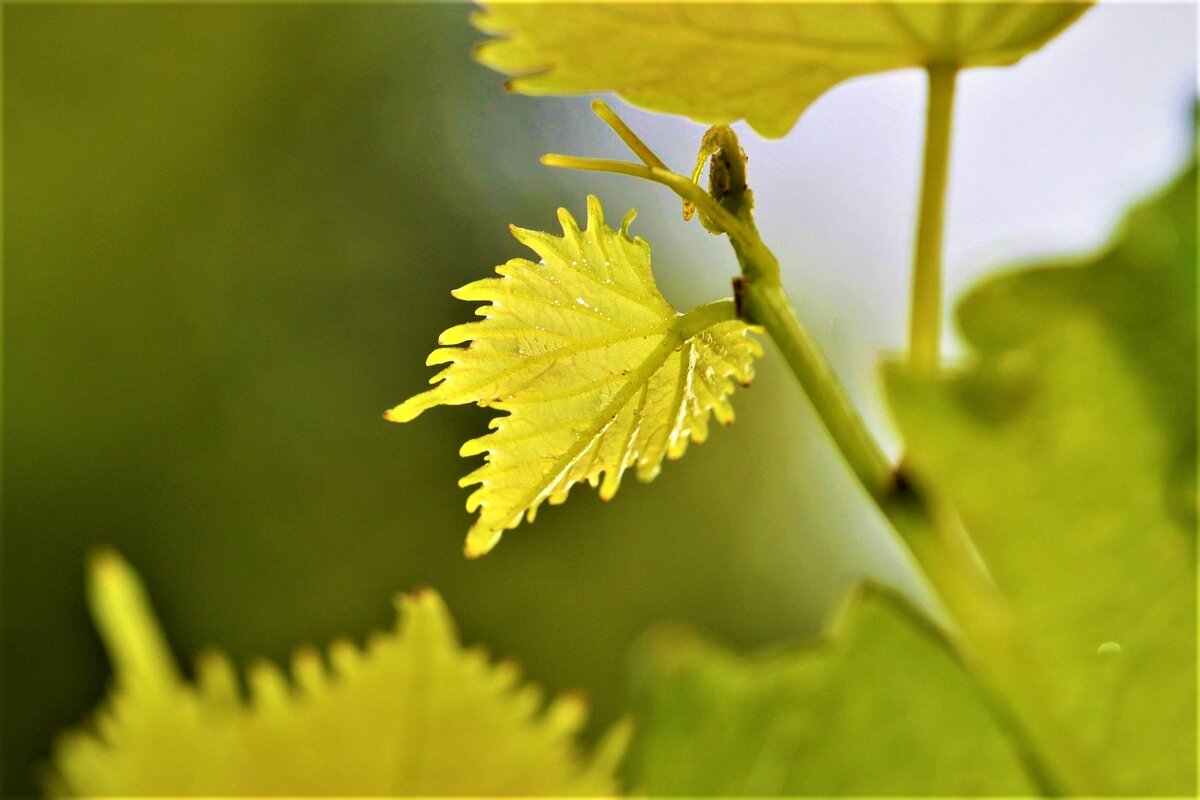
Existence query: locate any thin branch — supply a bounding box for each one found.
[541,154,757,246]
[590,99,669,170]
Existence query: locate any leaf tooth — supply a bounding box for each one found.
[463,485,485,511]
[365,630,392,656]
[599,458,634,500]
[95,709,122,745]
[291,645,326,696]
[636,460,662,482]
[509,225,565,264]
[195,647,241,707]
[557,206,587,258]
[465,524,503,559]
[246,659,290,710]
[459,434,494,458]
[397,586,457,643]
[557,205,582,233]
[493,260,520,278]
[548,483,572,505]
[512,683,546,719]
[619,208,638,238]
[395,589,462,665]
[452,276,504,301]
[490,657,522,691]
[746,331,766,357]
[327,638,360,679]
[426,347,464,366]
[667,433,692,460]
[86,547,181,692]
[713,397,735,426]
[597,470,617,500]
[438,322,481,346]
[466,6,505,37]
[545,690,588,735]
[585,194,606,233]
[587,717,635,785]
[384,390,442,423]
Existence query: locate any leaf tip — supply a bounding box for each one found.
[620,208,638,237]
[246,657,290,708]
[86,544,128,585]
[590,715,634,778]
[464,527,503,559]
[384,396,429,424]
[585,194,606,230]
[547,689,589,733]
[468,39,489,62]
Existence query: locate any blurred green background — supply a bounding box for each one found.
[2,6,914,794]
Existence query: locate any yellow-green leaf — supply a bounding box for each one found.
[884,158,1196,793]
[627,583,1032,794]
[473,2,1092,138]
[387,196,762,557]
[48,549,628,796]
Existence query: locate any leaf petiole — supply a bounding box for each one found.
[540,153,758,248]
[589,98,669,171]
[908,62,958,371]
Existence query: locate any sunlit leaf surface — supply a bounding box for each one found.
[627,584,1032,795]
[473,2,1091,137]
[49,550,628,796]
[387,196,762,556]
[885,159,1196,794]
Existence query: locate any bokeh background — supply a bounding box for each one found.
[2,3,1194,795]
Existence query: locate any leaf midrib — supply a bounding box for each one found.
[471,303,733,537]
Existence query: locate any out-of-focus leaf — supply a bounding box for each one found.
[627,583,1032,795]
[884,160,1196,794]
[48,550,628,796]
[626,154,1195,798]
[387,196,761,557]
[473,2,1091,138]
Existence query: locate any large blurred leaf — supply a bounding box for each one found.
[387,196,761,557]
[627,155,1195,796]
[884,159,1196,793]
[49,550,627,796]
[473,2,1091,137]
[627,584,1032,795]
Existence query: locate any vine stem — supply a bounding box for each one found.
[546,101,1099,793]
[739,244,1099,799]
[909,62,957,371]
[738,284,893,498]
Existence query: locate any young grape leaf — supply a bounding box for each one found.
[386,196,762,557]
[473,2,1091,138]
[884,158,1196,793]
[627,583,1033,795]
[48,549,629,796]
